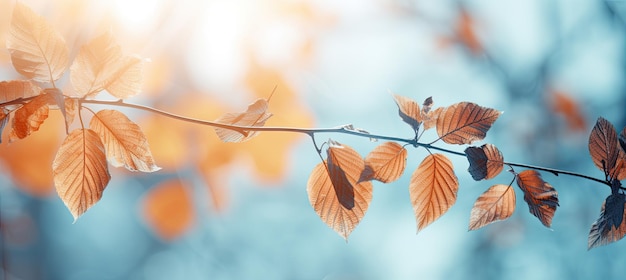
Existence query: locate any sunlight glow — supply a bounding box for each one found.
[112,0,164,33]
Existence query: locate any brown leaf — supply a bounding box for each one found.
[410,153,459,232]
[89,110,160,172]
[0,80,42,103]
[7,3,69,83]
[456,8,482,55]
[468,184,516,230]
[326,140,365,209]
[422,107,442,131]
[516,170,559,228]
[465,143,504,181]
[615,127,626,180]
[588,194,626,249]
[550,91,587,132]
[52,129,110,221]
[0,109,9,143]
[214,98,272,142]
[436,102,501,145]
[8,93,52,142]
[588,117,619,177]
[142,179,195,241]
[307,162,373,240]
[393,94,421,132]
[361,142,407,183]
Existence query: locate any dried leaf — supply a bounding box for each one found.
[516,170,559,228]
[588,117,619,177]
[63,98,78,131]
[53,129,110,221]
[104,55,144,99]
[422,107,442,131]
[326,140,365,209]
[588,194,626,249]
[410,153,459,232]
[307,162,373,240]
[393,94,421,133]
[0,109,9,143]
[436,102,501,145]
[8,93,52,142]
[214,98,272,142]
[468,184,516,230]
[0,80,42,103]
[550,91,586,132]
[7,3,69,83]
[465,143,504,181]
[142,179,195,241]
[89,110,160,172]
[361,142,407,183]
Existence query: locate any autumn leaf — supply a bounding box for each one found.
[436,102,501,145]
[0,109,8,143]
[214,98,272,142]
[393,94,422,133]
[7,3,69,83]
[63,98,78,132]
[620,126,626,154]
[465,143,504,181]
[588,194,626,249]
[456,8,482,55]
[142,179,195,241]
[360,142,407,183]
[307,162,373,240]
[52,129,110,221]
[516,170,559,228]
[326,140,367,209]
[8,93,52,142]
[468,184,515,230]
[0,80,42,103]
[410,153,459,232]
[588,117,619,177]
[89,109,159,172]
[550,91,586,132]
[422,107,442,131]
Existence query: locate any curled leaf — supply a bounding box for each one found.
[516,170,559,228]
[436,102,501,145]
[422,107,442,131]
[469,184,516,230]
[89,109,160,172]
[214,98,272,142]
[0,80,42,103]
[465,143,504,181]
[7,3,69,83]
[361,142,407,183]
[8,93,52,142]
[53,129,110,221]
[0,109,8,143]
[142,179,195,241]
[588,194,626,249]
[410,153,459,233]
[588,117,619,177]
[393,94,422,133]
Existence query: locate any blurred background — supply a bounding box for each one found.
[1,0,626,279]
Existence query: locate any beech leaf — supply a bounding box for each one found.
[588,194,626,249]
[142,179,195,241]
[422,107,442,131]
[8,93,52,142]
[516,170,559,228]
[0,109,9,143]
[393,94,422,133]
[89,109,160,172]
[7,3,69,83]
[53,129,110,221]
[326,140,366,209]
[361,142,407,183]
[410,153,459,233]
[214,98,272,142]
[465,143,504,181]
[436,102,501,145]
[0,80,42,103]
[468,184,516,230]
[307,162,373,240]
[588,117,619,177]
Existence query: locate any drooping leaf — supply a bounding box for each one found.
[214,98,272,142]
[326,140,365,209]
[410,153,459,233]
[307,162,373,240]
[7,3,69,83]
[52,129,110,221]
[516,170,559,228]
[393,94,421,133]
[550,91,586,132]
[588,194,626,249]
[142,179,195,241]
[89,109,160,172]
[468,184,516,230]
[361,142,407,183]
[465,143,504,181]
[0,80,42,103]
[588,117,619,177]
[0,109,9,143]
[8,93,52,142]
[436,102,501,145]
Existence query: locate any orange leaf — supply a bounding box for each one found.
[588,193,626,249]
[550,91,587,132]
[0,109,9,143]
[307,162,373,240]
[456,8,482,55]
[89,110,159,172]
[436,102,501,145]
[588,117,619,177]
[410,153,459,232]
[63,98,78,131]
[516,170,559,228]
[422,107,442,131]
[0,80,42,103]
[7,3,69,83]
[393,94,422,133]
[326,140,366,209]
[361,142,407,183]
[52,129,110,221]
[214,98,272,142]
[142,179,195,241]
[465,143,504,180]
[8,93,52,142]
[468,184,516,230]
